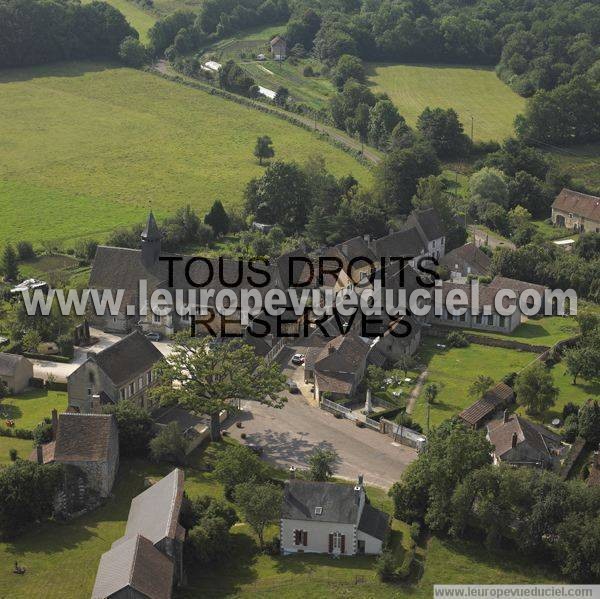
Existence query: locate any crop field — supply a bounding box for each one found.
[368,63,526,142]
[0,62,370,246]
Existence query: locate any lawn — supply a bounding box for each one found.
[0,437,33,466]
[469,316,580,347]
[411,340,535,430]
[0,390,68,431]
[368,63,526,142]
[83,0,157,42]
[545,143,600,193]
[0,62,370,246]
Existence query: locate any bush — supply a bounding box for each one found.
[303,65,314,77]
[184,495,238,529]
[396,546,416,580]
[149,422,188,466]
[9,448,18,462]
[103,400,154,457]
[16,241,35,261]
[263,535,281,555]
[447,331,469,348]
[375,550,397,581]
[563,402,580,420]
[186,516,233,565]
[119,36,148,68]
[32,421,53,445]
[213,444,267,498]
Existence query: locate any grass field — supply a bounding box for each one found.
[0,437,33,465]
[411,340,535,430]
[85,0,157,42]
[0,62,370,246]
[0,390,68,431]
[546,143,600,193]
[368,63,526,142]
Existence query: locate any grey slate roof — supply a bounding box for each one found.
[0,353,28,377]
[440,243,491,275]
[336,236,377,264]
[374,227,426,259]
[91,330,163,387]
[358,503,390,541]
[92,534,173,599]
[282,480,361,524]
[407,208,445,242]
[117,468,185,546]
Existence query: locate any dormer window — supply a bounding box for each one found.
[315,506,323,516]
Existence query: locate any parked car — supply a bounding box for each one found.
[287,379,300,394]
[291,353,305,365]
[144,332,161,342]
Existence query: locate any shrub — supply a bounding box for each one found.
[103,400,154,457]
[32,420,53,445]
[563,402,580,420]
[184,495,238,529]
[447,331,469,348]
[375,550,397,581]
[149,422,188,466]
[186,516,233,565]
[16,241,35,261]
[303,65,314,77]
[9,448,18,462]
[396,546,416,580]
[213,444,267,498]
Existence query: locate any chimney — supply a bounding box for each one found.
[503,409,509,423]
[354,484,362,504]
[91,394,101,413]
[289,465,296,479]
[511,432,518,448]
[36,444,43,465]
[328,345,336,355]
[51,409,58,440]
[357,474,364,486]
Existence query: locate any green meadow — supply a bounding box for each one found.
[84,0,157,42]
[368,63,526,142]
[0,62,370,246]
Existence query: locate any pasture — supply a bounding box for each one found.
[0,62,370,246]
[368,63,526,142]
[546,143,600,193]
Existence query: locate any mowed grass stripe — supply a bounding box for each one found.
[0,63,370,244]
[368,63,526,142]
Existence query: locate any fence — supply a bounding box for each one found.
[320,398,357,420]
[364,417,380,431]
[380,418,427,451]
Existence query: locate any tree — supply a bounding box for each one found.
[331,54,365,89]
[21,329,41,353]
[213,444,267,497]
[15,241,35,261]
[368,100,401,148]
[0,460,63,537]
[468,375,494,399]
[204,200,230,236]
[424,383,438,433]
[119,36,147,67]
[556,513,600,582]
[187,516,233,565]
[153,334,286,440]
[149,422,188,465]
[103,400,154,457]
[417,107,470,158]
[577,400,600,444]
[1,244,19,282]
[253,136,275,166]
[365,365,386,394]
[274,87,289,107]
[396,354,416,378]
[468,167,509,208]
[308,447,338,481]
[514,362,558,415]
[234,482,282,550]
[564,345,600,385]
[32,420,53,445]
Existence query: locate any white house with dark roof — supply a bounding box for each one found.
[92,469,185,599]
[67,330,163,413]
[0,352,33,394]
[440,242,491,280]
[552,188,600,233]
[280,476,389,556]
[406,208,446,260]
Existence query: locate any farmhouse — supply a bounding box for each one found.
[31,411,119,498]
[67,330,162,413]
[487,411,564,469]
[92,469,185,598]
[280,476,389,556]
[440,242,491,279]
[552,188,600,233]
[270,35,286,60]
[458,382,515,429]
[0,352,33,394]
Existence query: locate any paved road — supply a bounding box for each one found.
[225,392,417,490]
[470,225,516,250]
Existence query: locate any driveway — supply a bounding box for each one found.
[225,365,417,489]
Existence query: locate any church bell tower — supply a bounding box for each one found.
[141,211,162,267]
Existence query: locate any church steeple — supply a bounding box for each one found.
[141,211,162,266]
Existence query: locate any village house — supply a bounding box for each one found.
[458,382,515,429]
[439,242,491,280]
[31,411,119,498]
[280,476,389,556]
[270,35,286,60]
[67,330,163,413]
[405,208,446,260]
[487,411,564,469]
[92,469,185,599]
[552,188,600,233]
[0,352,33,394]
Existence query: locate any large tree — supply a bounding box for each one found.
[253,136,275,166]
[204,200,230,237]
[153,334,286,440]
[1,244,19,282]
[514,362,558,415]
[234,481,282,549]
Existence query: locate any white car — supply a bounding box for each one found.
[291,353,305,365]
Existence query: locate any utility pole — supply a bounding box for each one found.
[471,115,474,143]
[426,398,430,435]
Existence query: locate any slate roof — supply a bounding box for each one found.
[270,35,285,46]
[91,330,163,387]
[440,243,491,275]
[374,227,426,259]
[153,405,207,433]
[312,333,370,375]
[0,353,28,377]
[407,208,445,242]
[487,414,561,461]
[92,534,174,599]
[552,188,600,222]
[437,281,517,309]
[358,503,390,541]
[488,276,547,297]
[314,371,355,395]
[53,413,117,463]
[459,383,515,427]
[336,236,377,265]
[282,480,361,524]
[142,211,162,241]
[117,468,185,546]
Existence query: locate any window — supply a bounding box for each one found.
[293,529,307,546]
[459,312,466,322]
[487,315,494,326]
[147,371,152,385]
[138,377,143,390]
[330,531,345,553]
[314,506,323,516]
[87,387,92,397]
[499,316,507,328]
[475,314,482,325]
[129,382,135,396]
[153,313,161,324]
[120,389,125,401]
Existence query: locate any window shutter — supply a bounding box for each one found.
[341,534,346,554]
[293,530,299,545]
[302,531,308,546]
[328,533,333,553]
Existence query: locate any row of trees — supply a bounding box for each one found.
[390,420,600,582]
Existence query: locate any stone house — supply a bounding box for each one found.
[67,330,163,413]
[439,242,491,280]
[406,208,446,260]
[0,353,33,394]
[280,476,389,556]
[370,315,422,364]
[270,35,286,60]
[92,469,186,599]
[487,412,564,469]
[31,411,119,498]
[552,188,600,233]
